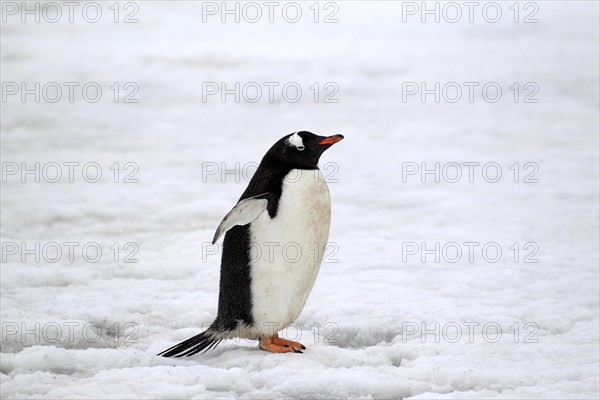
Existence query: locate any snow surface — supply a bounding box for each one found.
[1,1,599,399]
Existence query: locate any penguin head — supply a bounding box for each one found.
[266,131,344,169]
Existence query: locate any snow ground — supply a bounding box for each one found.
[1,1,599,399]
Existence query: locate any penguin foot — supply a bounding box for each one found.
[272,335,306,351]
[259,335,305,353]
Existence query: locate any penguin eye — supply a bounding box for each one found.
[297,145,305,151]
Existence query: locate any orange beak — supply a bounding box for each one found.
[318,134,344,145]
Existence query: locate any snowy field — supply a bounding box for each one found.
[1,1,599,398]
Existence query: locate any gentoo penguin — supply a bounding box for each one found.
[158,131,343,356]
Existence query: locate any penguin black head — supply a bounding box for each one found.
[265,131,344,169]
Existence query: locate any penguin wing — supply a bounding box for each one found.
[212,193,270,244]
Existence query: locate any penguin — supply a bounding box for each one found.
[158,131,344,357]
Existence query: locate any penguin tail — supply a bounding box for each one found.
[158,327,224,358]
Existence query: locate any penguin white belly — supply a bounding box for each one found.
[249,169,330,334]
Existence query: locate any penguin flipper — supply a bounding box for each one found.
[212,193,270,244]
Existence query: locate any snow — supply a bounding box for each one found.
[1,1,599,398]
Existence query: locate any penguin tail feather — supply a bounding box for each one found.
[158,328,223,358]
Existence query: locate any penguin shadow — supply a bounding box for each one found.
[205,343,257,358]
[164,342,267,362]
[155,339,407,369]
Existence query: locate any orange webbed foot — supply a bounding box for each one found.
[259,334,305,353]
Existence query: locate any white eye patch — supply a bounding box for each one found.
[287,132,305,151]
